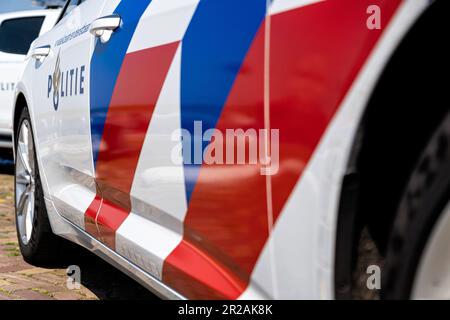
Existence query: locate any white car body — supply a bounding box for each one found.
[0,9,60,149]
[13,0,440,299]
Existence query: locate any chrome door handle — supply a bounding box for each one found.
[31,45,51,60]
[89,14,121,43]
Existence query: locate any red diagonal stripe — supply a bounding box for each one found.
[84,42,180,249]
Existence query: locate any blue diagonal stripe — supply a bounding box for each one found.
[180,0,267,202]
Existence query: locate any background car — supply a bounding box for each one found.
[0,9,60,152]
[12,0,450,300]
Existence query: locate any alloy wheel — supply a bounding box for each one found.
[15,119,36,246]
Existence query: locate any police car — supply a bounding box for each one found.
[0,9,60,151]
[12,0,450,299]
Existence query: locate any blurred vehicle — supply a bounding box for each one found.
[12,0,450,299]
[32,0,66,7]
[0,9,60,150]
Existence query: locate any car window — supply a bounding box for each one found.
[0,16,45,55]
[59,0,83,22]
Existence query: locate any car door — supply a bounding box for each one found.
[0,13,46,147]
[84,0,189,273]
[87,0,273,299]
[30,0,107,230]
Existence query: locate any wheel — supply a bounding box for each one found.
[382,112,450,299]
[14,107,64,265]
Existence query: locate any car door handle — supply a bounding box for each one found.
[31,45,51,60]
[89,14,121,43]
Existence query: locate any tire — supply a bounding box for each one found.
[382,111,450,299]
[14,107,64,266]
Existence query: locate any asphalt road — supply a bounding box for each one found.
[0,153,157,300]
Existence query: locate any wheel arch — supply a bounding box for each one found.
[12,91,29,157]
[334,0,449,299]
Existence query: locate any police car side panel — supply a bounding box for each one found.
[82,0,403,300]
[16,0,431,299]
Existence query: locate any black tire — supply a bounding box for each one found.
[382,111,450,299]
[14,107,65,266]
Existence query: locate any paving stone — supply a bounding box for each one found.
[2,283,32,292]
[2,273,55,289]
[32,272,67,285]
[35,285,68,293]
[0,265,28,273]
[0,279,11,286]
[52,291,85,300]
[17,268,55,276]
[0,238,17,244]
[15,289,54,300]
[79,287,98,300]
